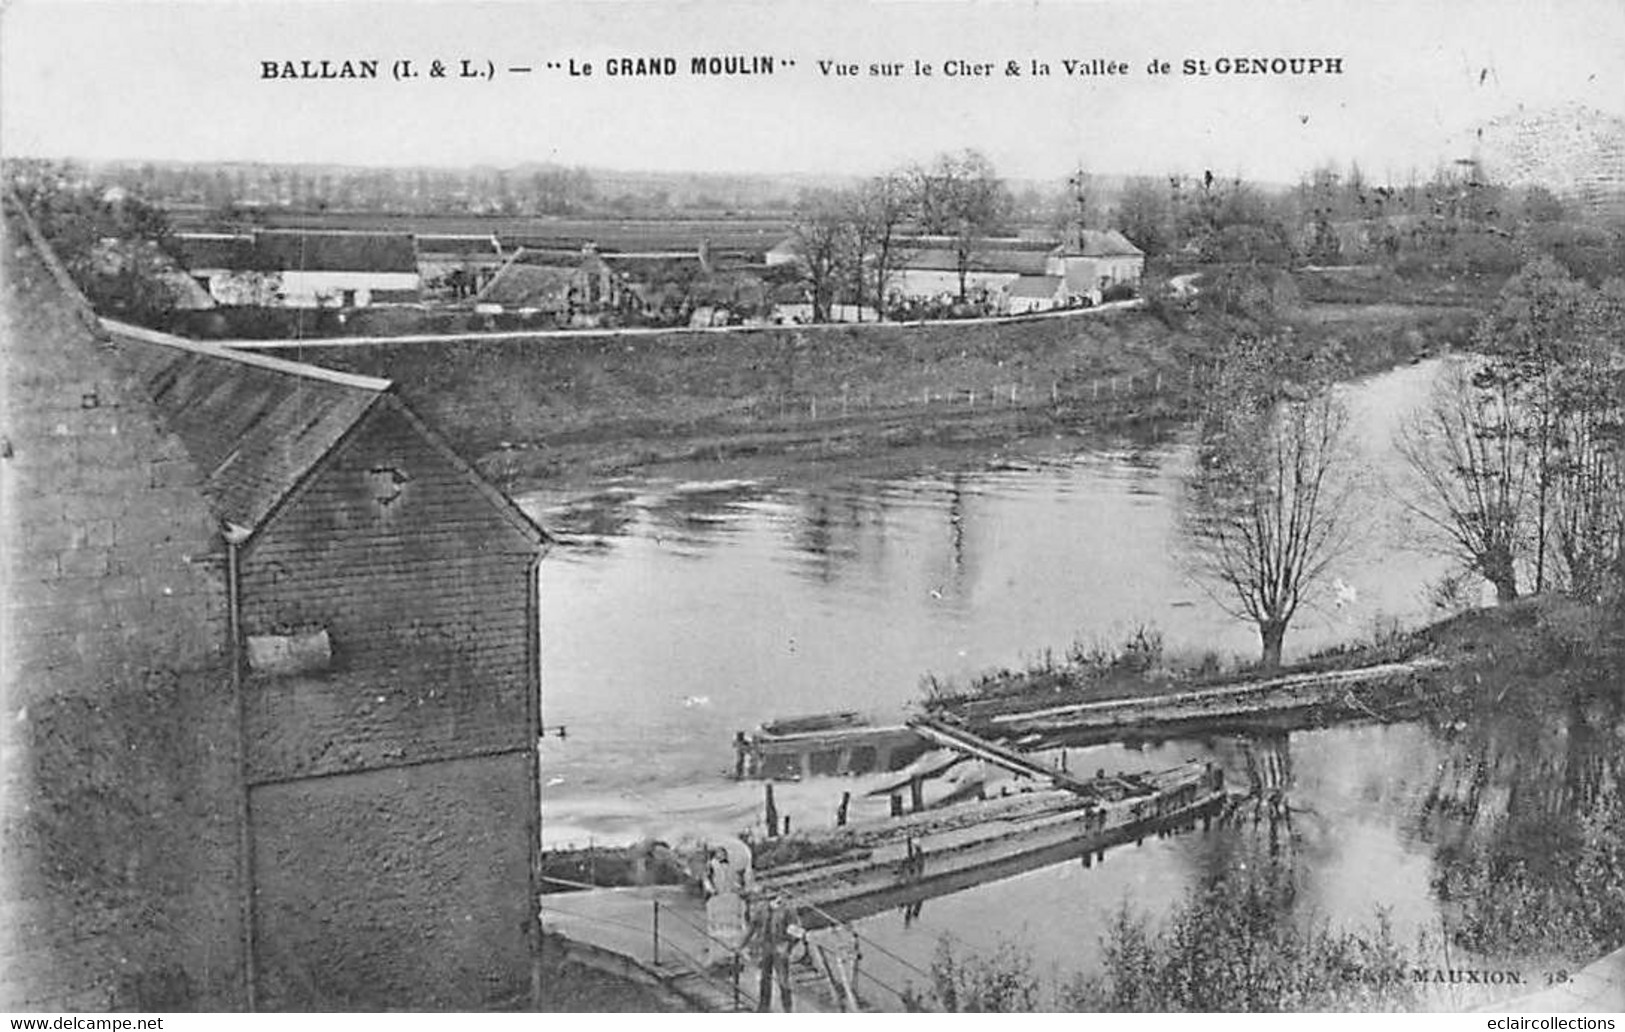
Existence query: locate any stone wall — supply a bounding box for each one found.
[249,754,535,1010]
[0,209,245,1010]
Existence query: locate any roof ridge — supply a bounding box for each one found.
[255,228,416,237]
[99,318,395,393]
[4,190,115,342]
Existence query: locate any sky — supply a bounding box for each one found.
[2,0,1622,184]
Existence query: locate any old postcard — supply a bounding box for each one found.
[2,0,1623,1017]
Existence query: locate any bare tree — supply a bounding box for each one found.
[1187,342,1358,669]
[1394,360,1532,603]
[849,173,913,319]
[788,189,852,323]
[909,150,1010,301]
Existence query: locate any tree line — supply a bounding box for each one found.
[1398,258,1625,605]
[1182,255,1625,671]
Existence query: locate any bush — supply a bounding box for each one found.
[924,938,1043,1012]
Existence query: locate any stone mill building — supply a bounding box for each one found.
[1,199,550,1010]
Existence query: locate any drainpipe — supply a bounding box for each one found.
[226,537,259,1011]
[526,553,543,1009]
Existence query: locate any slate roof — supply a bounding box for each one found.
[253,230,419,274]
[1053,229,1145,258]
[175,231,419,274]
[477,263,576,307]
[599,253,705,283]
[903,235,1056,253]
[6,198,542,549]
[902,248,1049,275]
[100,321,546,547]
[103,321,390,535]
[173,233,257,270]
[415,233,503,256]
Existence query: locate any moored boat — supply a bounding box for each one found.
[738,712,931,780]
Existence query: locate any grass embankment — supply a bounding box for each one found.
[257,292,1478,490]
[923,595,1623,727]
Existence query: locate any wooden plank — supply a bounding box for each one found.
[907,716,1097,795]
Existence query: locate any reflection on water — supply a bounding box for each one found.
[522,358,1624,999]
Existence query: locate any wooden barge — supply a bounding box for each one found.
[756,758,1228,926]
[740,658,1447,781]
[741,711,929,780]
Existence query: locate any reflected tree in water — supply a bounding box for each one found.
[1424,661,1625,959]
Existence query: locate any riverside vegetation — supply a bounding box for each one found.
[899,597,1625,1012]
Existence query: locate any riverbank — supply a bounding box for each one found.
[923,594,1624,730]
[252,296,1479,492]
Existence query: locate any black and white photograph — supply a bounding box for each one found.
[2,0,1623,1015]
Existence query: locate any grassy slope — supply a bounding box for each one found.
[265,297,1480,487]
[932,595,1623,721]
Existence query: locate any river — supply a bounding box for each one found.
[520,357,1621,1005]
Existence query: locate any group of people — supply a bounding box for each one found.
[702,843,806,1012]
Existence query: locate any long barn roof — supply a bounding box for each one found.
[174,230,419,274]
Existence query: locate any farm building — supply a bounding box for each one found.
[878,233,1144,310]
[175,229,422,309]
[1048,230,1146,303]
[3,200,549,1010]
[416,233,506,300]
[473,246,634,320]
[891,243,1053,310]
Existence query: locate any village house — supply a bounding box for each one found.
[175,229,422,309]
[416,233,506,300]
[1046,229,1147,304]
[472,245,633,322]
[3,201,549,1011]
